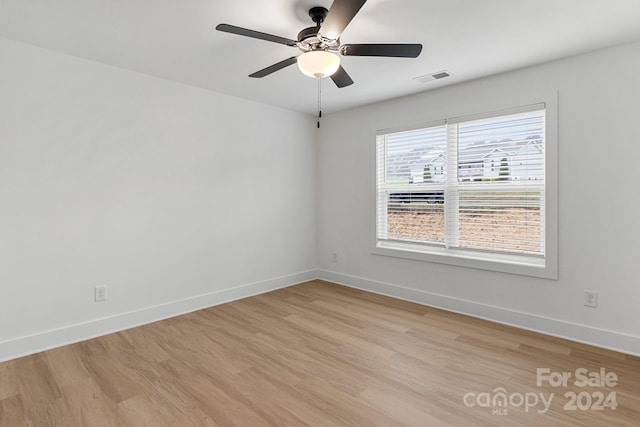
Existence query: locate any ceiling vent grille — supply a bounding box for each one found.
[414,70,452,83]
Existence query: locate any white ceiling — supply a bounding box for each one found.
[2,0,640,115]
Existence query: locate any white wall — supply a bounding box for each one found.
[2,36,639,362]
[317,40,640,355]
[0,38,317,361]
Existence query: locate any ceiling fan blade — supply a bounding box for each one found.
[249,56,298,78]
[331,65,354,88]
[341,44,423,58]
[216,24,298,47]
[320,0,367,40]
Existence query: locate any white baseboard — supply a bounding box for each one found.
[4,269,638,363]
[0,270,318,363]
[318,269,640,357]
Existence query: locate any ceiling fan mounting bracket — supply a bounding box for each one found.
[308,6,328,25]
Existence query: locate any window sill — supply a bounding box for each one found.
[373,240,557,280]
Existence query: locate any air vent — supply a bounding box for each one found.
[432,71,450,79]
[413,70,452,84]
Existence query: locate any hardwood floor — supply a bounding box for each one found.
[1,280,639,426]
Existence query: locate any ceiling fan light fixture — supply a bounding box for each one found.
[297,51,340,79]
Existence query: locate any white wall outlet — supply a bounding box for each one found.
[332,253,338,262]
[95,286,107,302]
[584,290,598,308]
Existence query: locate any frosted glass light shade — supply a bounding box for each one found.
[297,51,340,79]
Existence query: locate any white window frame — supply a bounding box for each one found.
[370,92,558,279]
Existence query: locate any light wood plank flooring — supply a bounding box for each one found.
[1,280,639,426]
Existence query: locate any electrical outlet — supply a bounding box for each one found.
[332,253,338,262]
[584,290,597,308]
[95,286,107,302]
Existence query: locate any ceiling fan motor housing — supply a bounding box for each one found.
[297,27,320,45]
[298,7,340,52]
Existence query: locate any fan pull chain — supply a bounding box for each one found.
[317,78,322,129]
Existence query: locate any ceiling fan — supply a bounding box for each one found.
[215,0,423,88]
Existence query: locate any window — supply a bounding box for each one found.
[374,103,557,278]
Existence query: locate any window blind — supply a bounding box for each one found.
[452,109,545,256]
[376,106,546,260]
[377,124,447,244]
